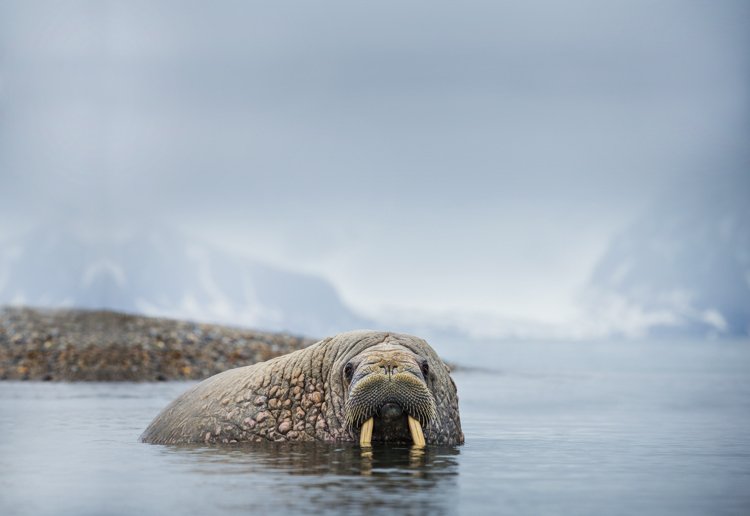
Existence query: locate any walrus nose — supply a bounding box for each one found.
[380,402,403,421]
[380,364,397,377]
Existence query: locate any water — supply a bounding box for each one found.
[1,338,749,515]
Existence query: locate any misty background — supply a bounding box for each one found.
[0,0,748,341]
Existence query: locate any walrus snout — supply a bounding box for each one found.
[344,343,437,447]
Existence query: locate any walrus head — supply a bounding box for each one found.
[342,343,438,446]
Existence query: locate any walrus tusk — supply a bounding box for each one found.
[359,417,374,447]
[360,416,424,447]
[408,415,426,447]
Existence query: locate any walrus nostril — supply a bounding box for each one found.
[379,402,403,421]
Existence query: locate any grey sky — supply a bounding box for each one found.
[0,1,747,323]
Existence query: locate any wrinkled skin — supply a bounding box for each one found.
[141,331,464,445]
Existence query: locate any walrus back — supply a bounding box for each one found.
[141,364,262,444]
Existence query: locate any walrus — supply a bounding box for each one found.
[141,331,464,446]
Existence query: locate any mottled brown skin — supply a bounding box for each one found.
[141,331,464,445]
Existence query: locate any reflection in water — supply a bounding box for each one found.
[160,442,460,513]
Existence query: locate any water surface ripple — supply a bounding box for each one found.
[1,338,749,515]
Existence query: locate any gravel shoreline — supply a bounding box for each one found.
[0,307,315,381]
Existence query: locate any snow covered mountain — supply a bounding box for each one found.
[2,169,747,343]
[0,225,371,337]
[584,172,750,337]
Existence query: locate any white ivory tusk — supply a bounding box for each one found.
[408,415,426,447]
[359,417,374,447]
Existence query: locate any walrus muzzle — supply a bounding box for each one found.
[345,367,436,447]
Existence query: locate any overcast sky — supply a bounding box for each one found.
[0,1,747,323]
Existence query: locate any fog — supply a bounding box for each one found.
[0,1,747,337]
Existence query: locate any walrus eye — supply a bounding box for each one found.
[344,362,354,381]
[421,361,429,378]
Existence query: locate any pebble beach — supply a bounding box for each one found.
[0,307,314,381]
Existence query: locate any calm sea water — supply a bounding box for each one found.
[1,338,749,515]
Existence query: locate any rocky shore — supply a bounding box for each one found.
[0,307,315,381]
